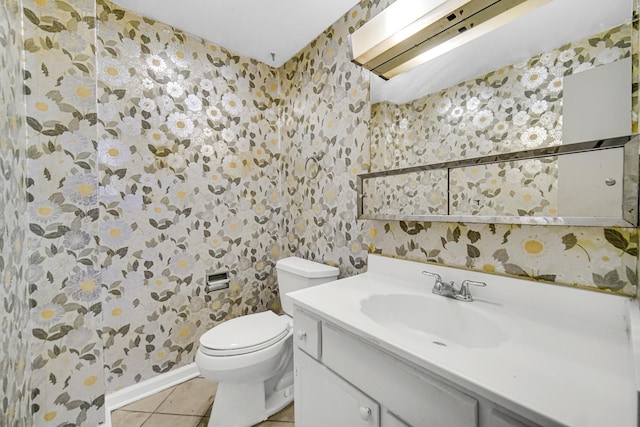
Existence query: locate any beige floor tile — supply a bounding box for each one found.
[120,386,175,413]
[198,417,210,427]
[142,413,203,427]
[111,410,151,427]
[155,377,217,416]
[268,403,294,422]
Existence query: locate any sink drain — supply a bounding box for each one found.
[432,341,447,347]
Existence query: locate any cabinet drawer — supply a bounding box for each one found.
[322,322,478,427]
[292,307,321,359]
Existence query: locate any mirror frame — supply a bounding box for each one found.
[357,135,639,227]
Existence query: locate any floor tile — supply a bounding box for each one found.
[120,386,175,413]
[269,403,294,422]
[155,377,217,416]
[111,410,151,427]
[142,413,203,427]
[198,417,210,427]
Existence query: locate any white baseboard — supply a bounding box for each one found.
[99,362,200,426]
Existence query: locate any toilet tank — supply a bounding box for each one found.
[275,257,339,315]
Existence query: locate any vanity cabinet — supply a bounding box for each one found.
[293,308,542,427]
[295,349,380,427]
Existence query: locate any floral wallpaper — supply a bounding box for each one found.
[2,0,638,425]
[370,24,633,170]
[369,25,630,219]
[280,0,392,277]
[449,158,559,217]
[22,0,106,424]
[363,171,449,216]
[97,0,282,393]
[0,0,31,424]
[281,5,638,296]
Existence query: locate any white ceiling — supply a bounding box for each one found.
[110,0,361,67]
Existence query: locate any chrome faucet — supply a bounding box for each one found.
[422,271,486,302]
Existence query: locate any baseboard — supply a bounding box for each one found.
[99,362,200,426]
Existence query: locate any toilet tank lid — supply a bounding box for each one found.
[276,257,339,278]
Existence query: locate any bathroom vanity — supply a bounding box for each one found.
[288,255,638,427]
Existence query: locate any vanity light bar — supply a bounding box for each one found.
[351,0,551,79]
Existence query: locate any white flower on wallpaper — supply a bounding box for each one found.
[99,138,131,166]
[222,92,243,115]
[62,173,99,206]
[520,126,548,147]
[96,0,284,398]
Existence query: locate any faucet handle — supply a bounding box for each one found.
[456,280,486,302]
[422,271,443,293]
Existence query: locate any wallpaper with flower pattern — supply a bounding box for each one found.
[370,24,633,170]
[279,0,393,277]
[368,24,631,221]
[363,171,449,216]
[4,0,639,426]
[448,158,559,217]
[97,0,282,393]
[22,0,105,424]
[281,4,638,296]
[0,0,32,424]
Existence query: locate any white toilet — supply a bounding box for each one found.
[196,257,339,427]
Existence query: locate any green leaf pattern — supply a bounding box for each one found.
[371,24,633,218]
[0,0,31,424]
[2,0,639,426]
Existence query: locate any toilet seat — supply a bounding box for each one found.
[199,311,291,356]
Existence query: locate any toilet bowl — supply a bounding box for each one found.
[195,257,339,427]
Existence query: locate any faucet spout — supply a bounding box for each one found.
[422,271,486,302]
[436,281,458,298]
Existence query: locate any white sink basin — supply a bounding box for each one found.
[360,293,508,348]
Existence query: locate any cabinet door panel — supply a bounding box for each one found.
[382,411,411,427]
[294,348,380,427]
[488,407,539,427]
[322,322,478,427]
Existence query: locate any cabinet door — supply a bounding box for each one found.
[486,407,540,427]
[294,347,380,427]
[382,411,410,427]
[322,322,478,427]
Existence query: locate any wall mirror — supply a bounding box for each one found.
[358,0,638,227]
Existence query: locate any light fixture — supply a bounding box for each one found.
[350,0,552,80]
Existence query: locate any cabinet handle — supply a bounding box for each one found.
[296,331,307,341]
[359,406,371,421]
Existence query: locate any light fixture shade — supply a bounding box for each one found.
[350,0,551,80]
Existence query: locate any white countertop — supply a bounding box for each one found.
[288,255,637,427]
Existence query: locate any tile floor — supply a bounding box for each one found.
[111,377,295,427]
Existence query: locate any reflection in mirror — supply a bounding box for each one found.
[369,23,634,173]
[449,157,558,217]
[363,170,448,216]
[358,136,638,226]
[448,149,624,218]
[363,0,636,225]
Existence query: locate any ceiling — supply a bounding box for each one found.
[110,0,361,67]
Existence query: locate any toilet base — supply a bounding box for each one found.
[207,380,294,427]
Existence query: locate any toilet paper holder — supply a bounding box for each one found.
[206,270,230,292]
